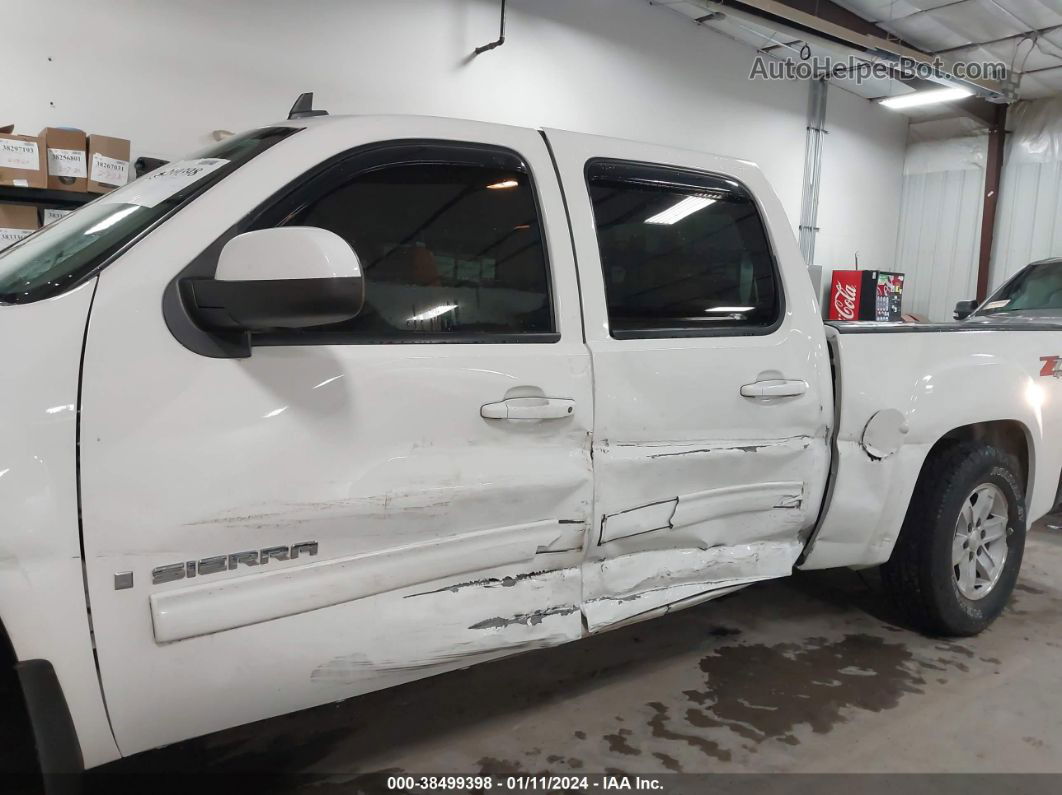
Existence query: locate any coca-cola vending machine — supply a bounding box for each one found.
[828,270,905,321]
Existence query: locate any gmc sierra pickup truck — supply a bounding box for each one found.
[2,113,1061,776]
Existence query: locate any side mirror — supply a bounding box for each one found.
[182,227,364,334]
[954,299,979,320]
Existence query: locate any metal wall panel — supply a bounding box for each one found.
[992,160,1062,284]
[894,138,986,320]
[991,99,1062,286]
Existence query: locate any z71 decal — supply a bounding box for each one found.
[1041,356,1062,378]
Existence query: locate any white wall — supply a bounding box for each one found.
[5,0,907,269]
[815,86,908,298]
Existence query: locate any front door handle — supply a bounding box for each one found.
[740,379,808,399]
[481,397,576,420]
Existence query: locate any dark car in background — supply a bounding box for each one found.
[956,257,1062,322]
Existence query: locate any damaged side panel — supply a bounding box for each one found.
[582,540,801,632]
[309,566,583,686]
[584,433,829,632]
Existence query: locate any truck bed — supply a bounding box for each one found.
[801,322,1062,570]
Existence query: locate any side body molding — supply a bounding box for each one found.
[151,519,567,643]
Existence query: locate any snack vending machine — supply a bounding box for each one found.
[828,269,905,321]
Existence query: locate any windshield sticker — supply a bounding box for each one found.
[982,299,1010,311]
[1041,356,1062,379]
[100,158,230,208]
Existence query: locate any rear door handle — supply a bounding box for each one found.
[481,397,576,420]
[740,379,808,399]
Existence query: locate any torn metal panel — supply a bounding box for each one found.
[599,499,677,544]
[469,605,579,630]
[671,482,805,530]
[307,567,582,686]
[599,482,805,545]
[583,540,802,632]
[594,435,826,536]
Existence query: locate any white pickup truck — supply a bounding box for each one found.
[2,113,1061,776]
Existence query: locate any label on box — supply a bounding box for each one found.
[13,179,28,187]
[0,139,39,170]
[102,158,229,208]
[43,208,72,225]
[90,152,129,187]
[0,227,33,251]
[47,147,88,179]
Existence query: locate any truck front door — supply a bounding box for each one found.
[546,130,833,631]
[79,119,591,755]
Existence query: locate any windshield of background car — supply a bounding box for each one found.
[977,261,1062,315]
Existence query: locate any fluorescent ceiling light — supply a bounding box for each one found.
[486,179,519,190]
[878,87,972,110]
[705,306,754,313]
[645,196,715,225]
[408,303,458,322]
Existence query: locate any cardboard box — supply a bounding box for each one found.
[42,207,73,226]
[0,203,40,251]
[40,127,87,192]
[0,125,46,188]
[87,134,131,193]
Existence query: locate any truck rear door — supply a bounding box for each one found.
[545,130,833,631]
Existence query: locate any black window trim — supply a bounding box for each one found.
[584,157,787,341]
[164,139,561,359]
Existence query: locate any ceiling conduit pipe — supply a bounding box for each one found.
[799,77,829,267]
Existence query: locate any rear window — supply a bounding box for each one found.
[587,160,781,338]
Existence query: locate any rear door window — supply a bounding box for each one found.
[586,160,781,338]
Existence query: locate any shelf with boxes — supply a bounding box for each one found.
[0,124,131,250]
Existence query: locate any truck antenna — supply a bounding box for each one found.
[288,92,328,120]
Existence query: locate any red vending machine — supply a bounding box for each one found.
[828,270,905,321]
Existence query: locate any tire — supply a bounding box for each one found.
[881,441,1026,636]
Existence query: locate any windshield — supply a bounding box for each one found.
[0,126,299,304]
[977,261,1062,315]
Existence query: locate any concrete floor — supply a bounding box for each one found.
[88,517,1062,786]
[5,519,1062,791]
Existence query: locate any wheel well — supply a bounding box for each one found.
[930,420,1031,495]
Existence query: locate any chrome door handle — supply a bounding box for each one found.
[481,397,576,420]
[740,379,808,399]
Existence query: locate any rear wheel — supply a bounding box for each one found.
[881,441,1026,636]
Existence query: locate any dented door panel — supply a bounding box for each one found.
[544,129,833,630]
[79,117,594,756]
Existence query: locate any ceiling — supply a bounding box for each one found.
[656,0,1062,120]
[833,0,1062,99]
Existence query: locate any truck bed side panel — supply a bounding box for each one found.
[802,324,1062,570]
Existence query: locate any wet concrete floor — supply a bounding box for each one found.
[6,521,1062,792]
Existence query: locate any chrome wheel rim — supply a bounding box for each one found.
[952,483,1009,601]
